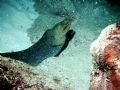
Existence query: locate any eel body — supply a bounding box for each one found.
[0,18,75,66]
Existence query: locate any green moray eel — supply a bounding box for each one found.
[0,18,75,66]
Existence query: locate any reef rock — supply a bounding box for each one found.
[90,23,120,90]
[0,55,73,90]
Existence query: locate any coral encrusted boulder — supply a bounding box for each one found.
[0,55,73,90]
[90,23,120,90]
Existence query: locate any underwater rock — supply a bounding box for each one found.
[90,23,120,90]
[0,55,73,90]
[0,55,49,90]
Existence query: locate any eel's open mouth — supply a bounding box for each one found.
[55,29,75,57]
[66,30,75,41]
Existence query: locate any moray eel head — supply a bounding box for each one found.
[60,18,72,32]
[47,18,73,46]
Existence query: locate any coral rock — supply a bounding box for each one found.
[0,55,73,90]
[90,23,120,90]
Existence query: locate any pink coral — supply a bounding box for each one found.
[90,23,120,90]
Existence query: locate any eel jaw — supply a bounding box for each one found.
[48,18,73,46]
[54,30,75,57]
[66,30,75,41]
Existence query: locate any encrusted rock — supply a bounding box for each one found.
[0,56,73,90]
[0,55,48,90]
[90,23,120,90]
